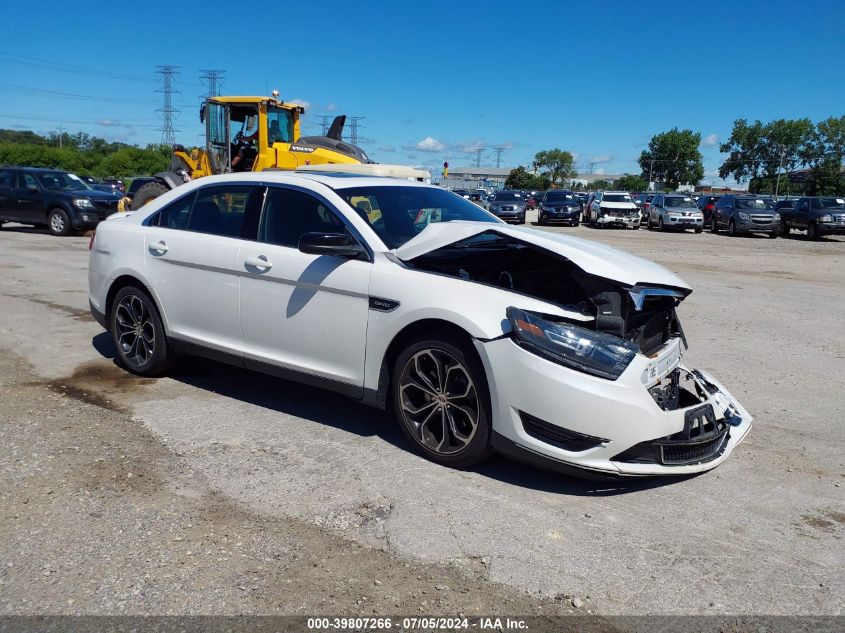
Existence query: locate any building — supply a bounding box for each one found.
[438,166,513,191]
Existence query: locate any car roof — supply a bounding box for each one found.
[155,170,433,192]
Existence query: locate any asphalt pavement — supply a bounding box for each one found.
[0,217,842,615]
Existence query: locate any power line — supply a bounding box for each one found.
[0,52,156,83]
[155,65,180,145]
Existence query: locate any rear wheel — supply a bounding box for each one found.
[110,285,173,376]
[130,181,171,211]
[47,208,73,236]
[392,335,492,468]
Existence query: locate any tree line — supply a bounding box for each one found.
[505,115,844,195]
[0,129,170,178]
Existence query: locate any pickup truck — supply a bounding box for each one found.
[777,196,845,240]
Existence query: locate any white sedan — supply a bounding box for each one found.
[88,171,751,478]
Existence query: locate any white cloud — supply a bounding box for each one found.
[702,133,719,147]
[325,103,338,112]
[591,154,614,164]
[97,119,120,127]
[413,136,445,152]
[452,139,485,153]
[288,98,311,111]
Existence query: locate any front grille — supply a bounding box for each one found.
[520,411,607,452]
[750,214,773,224]
[661,432,728,464]
[612,404,730,466]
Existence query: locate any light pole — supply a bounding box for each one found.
[774,146,786,201]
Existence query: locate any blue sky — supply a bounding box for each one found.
[1,0,843,184]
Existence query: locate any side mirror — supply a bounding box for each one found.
[298,232,366,259]
[26,184,38,192]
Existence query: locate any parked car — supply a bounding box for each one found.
[710,195,779,238]
[88,171,751,477]
[0,166,122,235]
[584,191,640,229]
[488,190,526,224]
[778,196,845,240]
[451,189,471,199]
[469,192,489,210]
[103,178,126,194]
[647,194,704,233]
[635,193,656,218]
[538,190,581,226]
[696,195,721,224]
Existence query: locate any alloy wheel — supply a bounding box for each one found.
[50,212,65,233]
[398,349,479,455]
[114,294,155,367]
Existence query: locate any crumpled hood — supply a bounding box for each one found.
[393,221,691,291]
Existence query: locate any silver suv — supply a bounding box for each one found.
[647,194,704,233]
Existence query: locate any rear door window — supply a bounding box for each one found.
[186,185,261,239]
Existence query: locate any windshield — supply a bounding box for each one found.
[545,192,575,201]
[819,197,845,208]
[266,106,294,144]
[737,198,773,209]
[493,192,521,201]
[603,194,631,203]
[37,172,91,191]
[665,197,697,208]
[338,186,499,249]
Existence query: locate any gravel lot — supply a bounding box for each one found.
[0,216,842,616]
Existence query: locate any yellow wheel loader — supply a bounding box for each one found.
[128,93,426,210]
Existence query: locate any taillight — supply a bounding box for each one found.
[706,204,714,210]
[88,232,95,251]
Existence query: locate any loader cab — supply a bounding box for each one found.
[201,96,301,174]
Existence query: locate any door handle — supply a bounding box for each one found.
[244,255,272,270]
[149,240,168,254]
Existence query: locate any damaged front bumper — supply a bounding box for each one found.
[477,336,752,478]
[597,213,641,228]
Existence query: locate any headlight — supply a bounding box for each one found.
[507,307,639,380]
[772,212,781,221]
[738,212,750,221]
[817,214,832,222]
[73,198,94,209]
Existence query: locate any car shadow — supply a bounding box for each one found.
[91,331,696,496]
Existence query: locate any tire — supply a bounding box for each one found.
[781,222,790,236]
[695,227,703,234]
[518,214,526,225]
[573,220,580,227]
[728,220,737,237]
[47,208,73,236]
[539,213,547,225]
[768,231,778,239]
[711,216,719,233]
[110,285,173,377]
[130,181,171,211]
[392,334,492,468]
[807,222,819,240]
[658,216,666,232]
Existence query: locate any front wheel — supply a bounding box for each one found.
[392,336,492,468]
[711,216,719,233]
[47,208,73,236]
[781,222,791,236]
[658,216,666,232]
[110,286,173,376]
[695,226,703,234]
[538,213,547,225]
[130,181,170,211]
[728,220,737,237]
[807,222,820,240]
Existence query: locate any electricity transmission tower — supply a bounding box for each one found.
[319,115,332,136]
[494,147,505,168]
[155,65,181,145]
[474,147,484,168]
[349,117,366,146]
[199,69,226,97]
